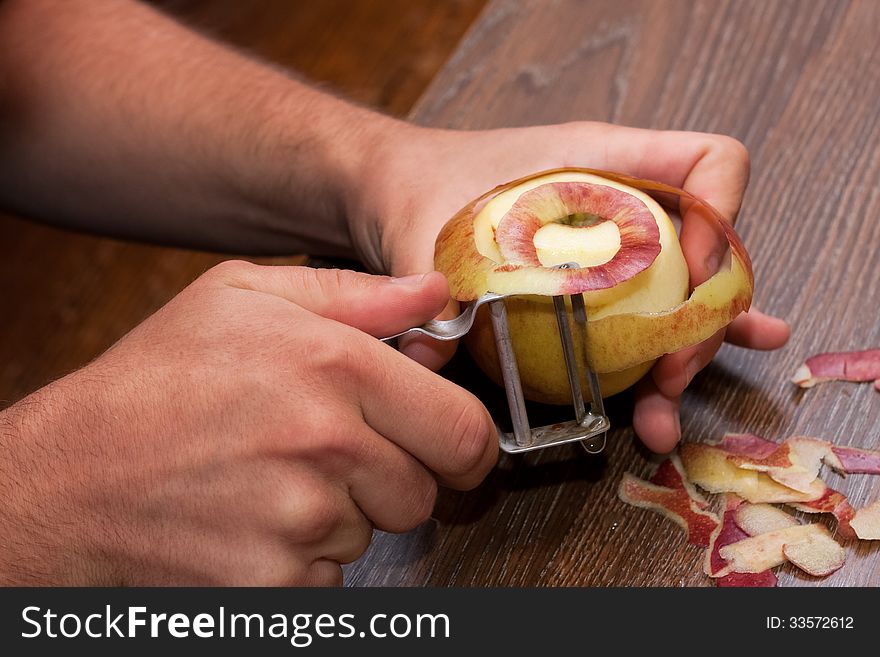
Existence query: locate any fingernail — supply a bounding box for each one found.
[704,249,723,277]
[674,413,682,442]
[390,273,427,287]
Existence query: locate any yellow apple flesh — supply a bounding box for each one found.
[433,168,754,405]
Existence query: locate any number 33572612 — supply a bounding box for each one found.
[767,617,854,629]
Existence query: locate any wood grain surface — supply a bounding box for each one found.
[344,0,880,587]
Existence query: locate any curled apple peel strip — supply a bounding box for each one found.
[435,167,755,373]
[791,348,880,390]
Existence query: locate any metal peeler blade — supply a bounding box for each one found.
[490,281,609,455]
[379,264,610,454]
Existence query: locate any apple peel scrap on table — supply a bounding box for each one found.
[712,433,875,538]
[721,433,880,492]
[681,435,878,538]
[704,497,807,586]
[617,468,718,547]
[792,349,880,391]
[706,496,778,587]
[619,431,880,585]
[725,503,843,578]
[433,168,754,404]
[618,462,846,585]
[718,521,844,578]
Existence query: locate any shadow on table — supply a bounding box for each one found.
[682,359,790,439]
[432,346,634,524]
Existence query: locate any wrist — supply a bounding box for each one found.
[334,110,415,267]
[228,77,414,260]
[0,399,55,584]
[0,381,115,585]
[344,121,453,273]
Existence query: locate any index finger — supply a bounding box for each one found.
[343,329,499,490]
[597,126,751,286]
[597,126,750,222]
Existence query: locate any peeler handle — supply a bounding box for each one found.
[380,292,507,343]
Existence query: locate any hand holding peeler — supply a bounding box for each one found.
[382,264,610,455]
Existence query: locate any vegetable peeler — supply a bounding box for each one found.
[383,264,610,454]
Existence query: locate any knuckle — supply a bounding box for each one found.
[309,334,369,390]
[446,399,494,484]
[379,473,438,534]
[307,416,362,464]
[718,135,750,171]
[281,404,367,470]
[291,487,345,541]
[206,258,256,283]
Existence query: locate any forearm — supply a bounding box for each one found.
[0,0,403,256]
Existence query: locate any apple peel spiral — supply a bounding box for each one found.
[433,168,754,404]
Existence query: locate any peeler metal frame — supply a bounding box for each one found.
[382,264,609,455]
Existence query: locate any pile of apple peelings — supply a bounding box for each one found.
[619,432,880,586]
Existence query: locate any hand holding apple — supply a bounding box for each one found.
[351,121,790,452]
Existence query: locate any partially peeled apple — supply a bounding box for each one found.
[433,168,754,404]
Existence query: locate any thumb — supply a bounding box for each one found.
[219,262,450,338]
[397,297,460,371]
[386,234,461,370]
[387,247,461,371]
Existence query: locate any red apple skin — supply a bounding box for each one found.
[790,489,857,539]
[830,444,880,474]
[435,167,754,302]
[708,502,778,587]
[650,455,710,510]
[617,473,719,547]
[792,348,880,388]
[493,181,661,286]
[720,433,777,455]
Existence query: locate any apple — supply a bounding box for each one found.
[434,168,754,404]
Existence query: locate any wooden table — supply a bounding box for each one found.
[345,0,880,587]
